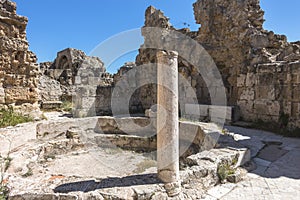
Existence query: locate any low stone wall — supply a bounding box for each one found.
[37,116,221,158]
[183,104,239,124]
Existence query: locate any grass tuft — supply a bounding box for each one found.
[0,107,33,128]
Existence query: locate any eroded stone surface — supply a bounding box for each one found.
[0,0,39,106]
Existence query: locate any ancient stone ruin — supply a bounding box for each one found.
[1,0,300,199]
[36,0,300,130]
[38,48,113,111]
[135,0,300,129]
[1,0,299,127]
[0,0,39,108]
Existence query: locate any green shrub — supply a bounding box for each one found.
[61,101,73,112]
[0,107,33,128]
[0,184,9,200]
[217,162,235,182]
[22,168,33,178]
[0,153,12,199]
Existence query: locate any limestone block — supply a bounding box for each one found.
[87,77,101,86]
[179,121,205,147]
[208,105,235,123]
[184,104,209,119]
[5,87,38,104]
[239,88,255,101]
[41,101,62,110]
[237,74,246,87]
[255,85,276,100]
[245,73,257,87]
[258,73,275,85]
[237,100,254,118]
[81,96,96,110]
[251,34,269,49]
[0,87,5,104]
[289,61,300,73]
[76,86,97,97]
[254,100,280,117]
[74,76,81,85]
[291,102,300,118]
[292,86,300,101]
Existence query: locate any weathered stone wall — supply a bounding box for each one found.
[135,0,300,128]
[193,0,298,128]
[0,0,39,105]
[95,62,145,116]
[40,48,113,105]
[37,0,300,128]
[237,61,300,128]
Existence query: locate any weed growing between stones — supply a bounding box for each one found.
[217,161,236,183]
[21,168,33,178]
[0,140,12,200]
[61,101,73,113]
[0,107,33,128]
[0,157,11,200]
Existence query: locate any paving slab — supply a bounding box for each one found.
[257,144,288,162]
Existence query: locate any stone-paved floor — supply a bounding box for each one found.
[203,126,300,200]
[1,113,300,199]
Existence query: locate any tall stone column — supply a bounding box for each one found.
[157,50,181,197]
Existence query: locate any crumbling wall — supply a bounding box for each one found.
[95,62,145,116]
[135,7,207,115]
[237,61,300,128]
[0,0,39,105]
[136,0,300,128]
[193,0,298,127]
[39,48,112,104]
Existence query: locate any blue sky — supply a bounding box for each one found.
[13,0,300,73]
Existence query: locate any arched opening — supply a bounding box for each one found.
[58,55,69,70]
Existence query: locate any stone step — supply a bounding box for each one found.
[183,104,240,124]
[41,101,63,110]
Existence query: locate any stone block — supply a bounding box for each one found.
[184,104,209,119]
[74,76,81,85]
[76,86,97,97]
[94,117,155,136]
[280,85,292,100]
[289,61,300,73]
[239,88,255,100]
[41,101,62,110]
[256,85,276,100]
[237,74,246,87]
[179,121,205,148]
[291,102,300,118]
[251,34,269,49]
[81,96,96,110]
[88,77,101,86]
[245,73,257,87]
[5,87,38,104]
[254,100,280,117]
[237,100,254,117]
[258,73,275,85]
[0,87,5,104]
[292,86,300,101]
[208,105,236,123]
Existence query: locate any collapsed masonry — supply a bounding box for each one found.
[134,0,300,128]
[39,0,300,129]
[38,48,113,110]
[0,0,39,107]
